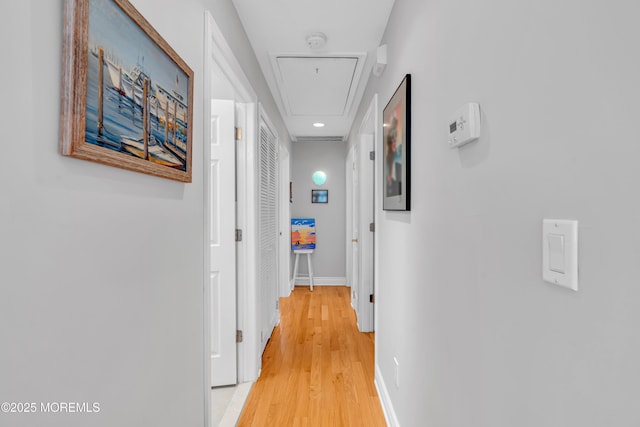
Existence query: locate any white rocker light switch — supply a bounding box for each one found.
[543,220,578,291]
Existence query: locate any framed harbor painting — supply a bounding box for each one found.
[60,0,194,182]
[383,74,411,210]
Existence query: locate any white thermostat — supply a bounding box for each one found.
[448,102,481,148]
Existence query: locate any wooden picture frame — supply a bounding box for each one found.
[60,0,194,182]
[383,74,411,210]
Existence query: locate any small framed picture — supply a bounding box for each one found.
[311,189,328,204]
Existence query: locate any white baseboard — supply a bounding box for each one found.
[375,364,400,427]
[292,276,346,286]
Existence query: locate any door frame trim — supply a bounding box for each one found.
[355,94,379,333]
[204,11,260,427]
[279,145,291,297]
[345,144,355,297]
[257,104,280,354]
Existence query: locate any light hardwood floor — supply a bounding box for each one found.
[237,286,386,426]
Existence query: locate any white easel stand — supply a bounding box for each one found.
[292,249,314,291]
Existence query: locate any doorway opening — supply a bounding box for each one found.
[204,10,261,426]
[205,11,293,426]
[347,94,378,333]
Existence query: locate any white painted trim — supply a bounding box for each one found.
[206,13,256,103]
[257,105,280,356]
[292,277,347,286]
[371,93,381,369]
[358,92,377,135]
[204,12,261,395]
[354,94,378,333]
[259,103,279,140]
[202,15,213,427]
[357,133,374,332]
[278,146,292,298]
[244,104,260,381]
[345,144,355,293]
[375,364,400,427]
[237,102,259,383]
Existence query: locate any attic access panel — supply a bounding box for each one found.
[274,56,359,116]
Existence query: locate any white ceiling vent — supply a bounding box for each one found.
[293,135,345,143]
[271,54,366,117]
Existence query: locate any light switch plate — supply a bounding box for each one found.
[542,219,578,291]
[548,234,565,273]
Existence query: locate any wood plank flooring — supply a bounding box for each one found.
[237,286,386,427]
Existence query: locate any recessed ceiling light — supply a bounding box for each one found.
[313,122,325,128]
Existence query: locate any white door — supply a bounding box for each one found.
[350,145,360,312]
[349,135,375,332]
[357,134,375,332]
[209,99,237,387]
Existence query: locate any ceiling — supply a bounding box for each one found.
[232,0,396,142]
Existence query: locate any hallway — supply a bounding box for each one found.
[237,287,386,426]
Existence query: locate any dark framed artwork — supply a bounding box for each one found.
[311,189,328,204]
[60,0,194,182]
[383,74,411,210]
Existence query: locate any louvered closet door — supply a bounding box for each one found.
[259,119,279,352]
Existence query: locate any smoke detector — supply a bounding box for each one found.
[306,32,327,50]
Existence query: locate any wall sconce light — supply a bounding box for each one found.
[312,170,327,186]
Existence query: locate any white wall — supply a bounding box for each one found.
[206,2,290,151]
[352,0,640,425]
[0,1,287,426]
[291,142,347,281]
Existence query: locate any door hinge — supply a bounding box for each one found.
[235,229,243,242]
[369,222,375,232]
[236,330,243,343]
[369,294,375,303]
[276,300,280,310]
[235,127,243,141]
[369,151,375,160]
